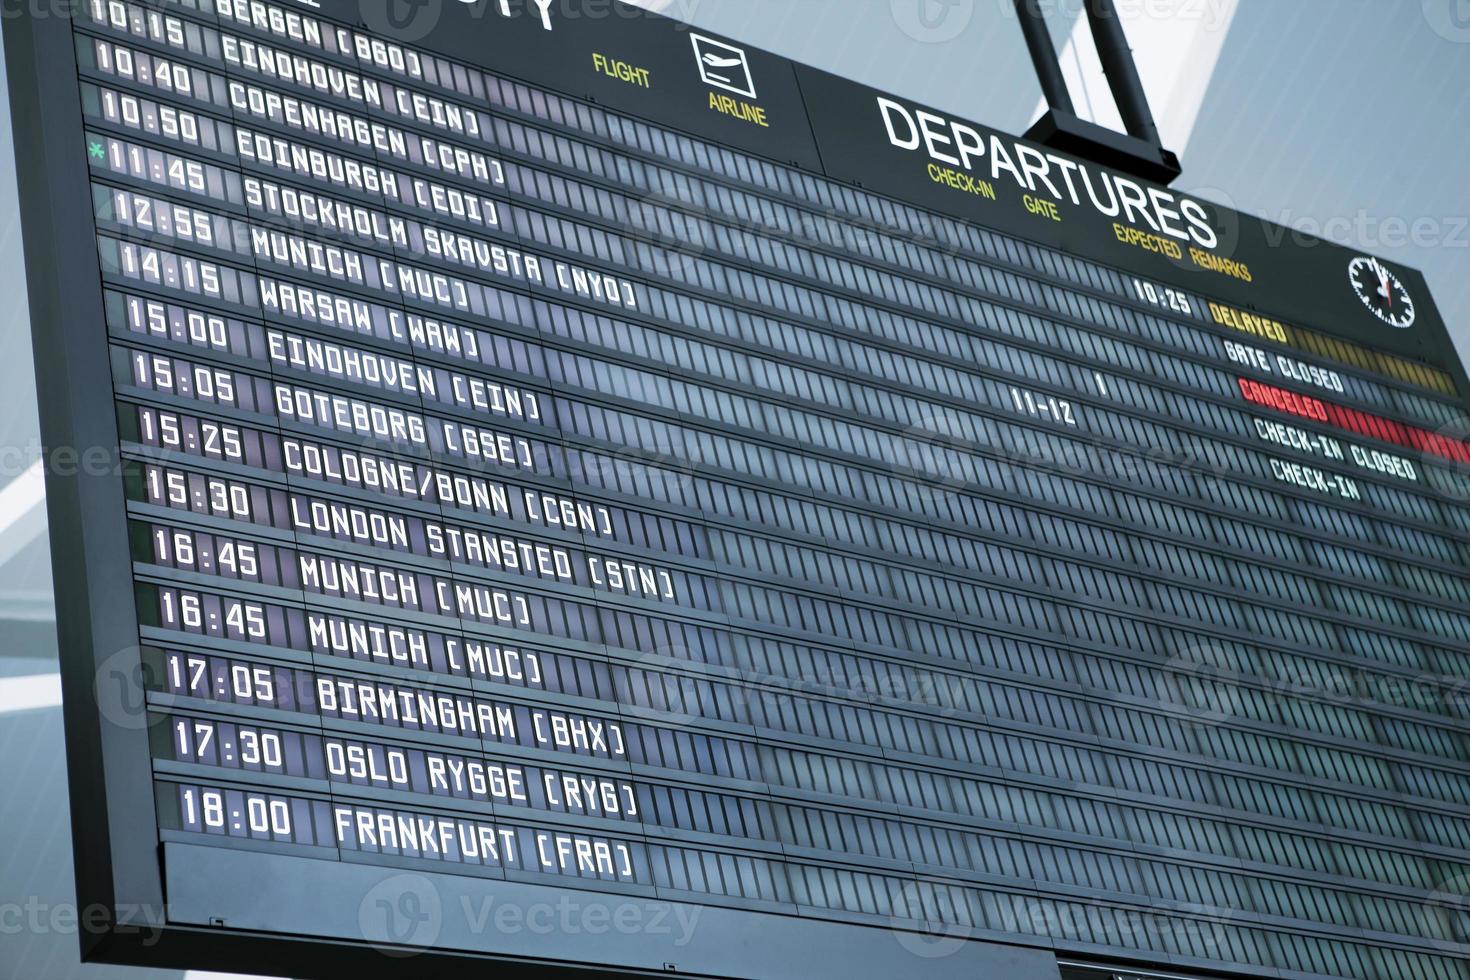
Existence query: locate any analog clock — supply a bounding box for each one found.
[1349,256,1416,328]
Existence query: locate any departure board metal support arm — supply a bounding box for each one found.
[1012,0,1181,183]
[1085,0,1163,145]
[1013,0,1075,116]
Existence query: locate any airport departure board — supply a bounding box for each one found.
[8,2,1470,979]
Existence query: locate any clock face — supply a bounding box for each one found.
[1349,256,1416,328]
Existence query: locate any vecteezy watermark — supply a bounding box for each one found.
[890,881,973,959]
[94,645,167,732]
[613,177,968,284]
[358,0,445,42]
[1153,641,1470,719]
[891,0,976,44]
[562,438,699,503]
[358,874,444,955]
[0,899,166,946]
[1154,644,1251,724]
[459,893,701,944]
[0,0,94,21]
[1166,184,1245,271]
[879,414,1240,513]
[0,440,131,483]
[624,642,969,736]
[1423,0,1470,43]
[1257,210,1470,252]
[883,411,983,507]
[625,187,711,281]
[354,0,706,41]
[890,888,1233,962]
[992,896,1233,953]
[1422,873,1470,951]
[354,877,701,957]
[1423,416,1470,502]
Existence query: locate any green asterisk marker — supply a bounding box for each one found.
[87,141,105,160]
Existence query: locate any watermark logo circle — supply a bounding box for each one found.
[1423,0,1470,42]
[358,0,445,42]
[1161,183,1244,278]
[890,881,971,959]
[891,0,976,44]
[1154,645,1249,724]
[624,189,709,281]
[95,645,159,732]
[881,411,982,507]
[624,641,715,732]
[1421,873,1470,951]
[1424,415,1470,501]
[357,873,443,954]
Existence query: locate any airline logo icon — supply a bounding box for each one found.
[691,33,756,99]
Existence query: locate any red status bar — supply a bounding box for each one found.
[1238,379,1470,466]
